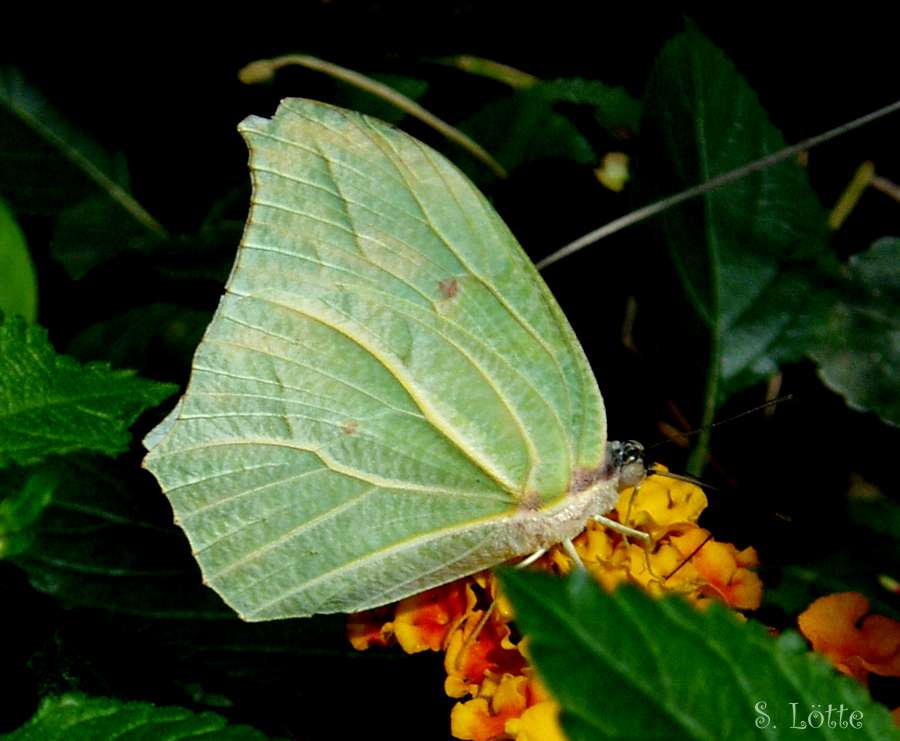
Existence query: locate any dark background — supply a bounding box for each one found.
[2,5,898,738]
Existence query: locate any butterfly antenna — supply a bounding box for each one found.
[645,395,793,453]
[647,466,718,491]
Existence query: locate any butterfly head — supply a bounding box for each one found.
[608,439,647,487]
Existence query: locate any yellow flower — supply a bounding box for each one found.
[615,464,708,538]
[505,700,566,741]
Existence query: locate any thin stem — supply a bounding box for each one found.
[687,327,719,476]
[536,98,900,270]
[435,55,538,89]
[828,161,875,230]
[4,101,168,239]
[686,51,719,479]
[239,55,507,178]
[871,174,900,203]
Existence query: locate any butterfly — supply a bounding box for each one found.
[142,99,648,621]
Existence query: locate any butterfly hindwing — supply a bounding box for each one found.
[143,99,607,618]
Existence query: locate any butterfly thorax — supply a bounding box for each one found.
[509,439,647,553]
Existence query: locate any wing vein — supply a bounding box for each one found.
[148,438,507,498]
[233,292,520,493]
[245,514,508,617]
[203,485,379,577]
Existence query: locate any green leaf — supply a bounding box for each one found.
[9,456,229,618]
[641,26,832,456]
[49,193,155,280]
[0,315,176,468]
[809,237,900,425]
[536,78,642,132]
[3,693,270,740]
[460,78,641,177]
[0,466,58,558]
[12,456,231,620]
[67,303,210,372]
[143,99,613,620]
[0,198,37,322]
[0,66,165,238]
[763,494,900,621]
[500,570,899,741]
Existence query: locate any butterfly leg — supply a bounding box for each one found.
[592,514,651,541]
[515,547,547,569]
[561,538,585,570]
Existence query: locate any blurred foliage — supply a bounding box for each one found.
[0,199,37,321]
[5,694,270,740]
[809,237,900,425]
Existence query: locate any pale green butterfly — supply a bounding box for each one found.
[142,99,648,621]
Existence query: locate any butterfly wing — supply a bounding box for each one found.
[143,99,607,619]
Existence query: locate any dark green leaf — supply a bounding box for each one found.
[50,194,153,280]
[0,466,58,558]
[10,456,229,618]
[500,570,898,740]
[764,494,900,621]
[460,78,641,177]
[0,66,165,239]
[0,198,37,322]
[68,303,209,372]
[641,27,832,403]
[536,78,642,132]
[0,315,177,468]
[3,693,270,740]
[847,489,900,539]
[809,237,900,425]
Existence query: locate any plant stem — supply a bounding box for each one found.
[239,55,507,178]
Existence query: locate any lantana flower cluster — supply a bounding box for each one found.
[348,469,762,741]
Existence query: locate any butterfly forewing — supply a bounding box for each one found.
[143,99,607,619]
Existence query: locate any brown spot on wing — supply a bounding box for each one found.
[438,277,459,299]
[519,490,542,511]
[341,420,358,435]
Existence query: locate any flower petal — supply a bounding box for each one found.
[798,592,900,684]
[505,700,566,741]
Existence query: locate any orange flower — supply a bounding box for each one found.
[798,592,900,685]
[348,467,762,741]
[347,605,394,650]
[451,674,530,741]
[668,529,763,610]
[444,603,525,698]
[394,580,470,653]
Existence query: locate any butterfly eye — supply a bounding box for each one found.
[609,439,645,468]
[607,440,647,487]
[621,440,645,466]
